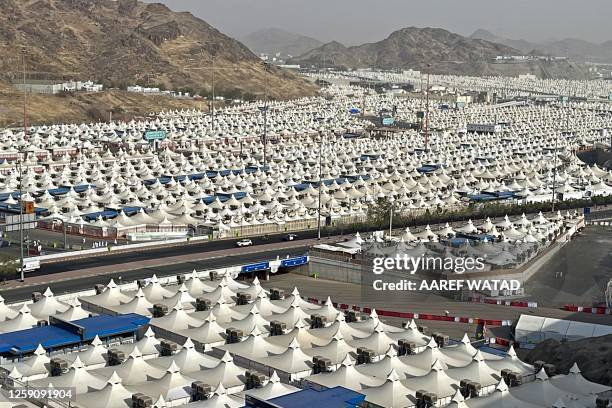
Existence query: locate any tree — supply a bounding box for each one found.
[0,254,18,282]
[367,197,399,227]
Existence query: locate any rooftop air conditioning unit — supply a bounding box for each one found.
[310,314,327,329]
[434,333,449,348]
[31,292,42,302]
[131,393,153,408]
[191,381,211,401]
[316,357,332,374]
[269,320,287,336]
[417,325,428,334]
[209,271,219,281]
[196,298,212,311]
[50,357,69,376]
[357,347,375,365]
[94,284,105,294]
[176,275,185,284]
[152,303,168,318]
[507,372,524,387]
[467,381,482,397]
[459,380,471,398]
[344,310,361,322]
[37,320,48,327]
[422,392,438,407]
[398,339,417,356]
[595,397,609,408]
[246,372,266,389]
[108,349,126,366]
[225,328,243,344]
[137,280,146,289]
[160,340,178,356]
[533,360,546,372]
[270,288,284,300]
[237,292,252,305]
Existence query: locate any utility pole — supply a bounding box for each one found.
[317,132,324,240]
[551,128,559,212]
[552,100,567,212]
[389,199,394,237]
[19,48,27,282]
[262,62,269,170]
[211,54,216,131]
[424,66,431,151]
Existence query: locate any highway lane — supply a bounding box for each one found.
[32,231,326,276]
[0,247,308,303]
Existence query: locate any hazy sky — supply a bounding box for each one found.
[150,0,611,45]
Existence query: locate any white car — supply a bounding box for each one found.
[236,239,253,247]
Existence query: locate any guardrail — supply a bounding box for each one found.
[27,235,210,266]
[466,297,538,308]
[563,304,612,315]
[305,296,514,327]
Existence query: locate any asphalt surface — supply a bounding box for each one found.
[0,247,307,303]
[523,225,612,307]
[30,232,320,276]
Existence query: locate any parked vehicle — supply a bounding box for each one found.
[236,239,253,247]
[283,234,298,241]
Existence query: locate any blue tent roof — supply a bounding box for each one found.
[73,313,149,340]
[0,325,80,355]
[252,386,365,408]
[0,313,148,355]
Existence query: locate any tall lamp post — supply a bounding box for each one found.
[389,197,395,237]
[424,64,431,151]
[18,151,25,282]
[19,47,28,282]
[552,98,569,212]
[261,62,270,170]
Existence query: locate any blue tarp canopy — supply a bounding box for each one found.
[417,164,441,173]
[254,387,365,408]
[281,256,308,268]
[0,313,148,355]
[72,313,149,340]
[456,232,497,242]
[0,325,80,355]
[468,193,499,202]
[241,262,270,274]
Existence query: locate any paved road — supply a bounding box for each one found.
[28,232,326,276]
[0,247,308,303]
[524,225,612,307]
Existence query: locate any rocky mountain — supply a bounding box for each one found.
[470,29,536,55]
[0,0,315,100]
[523,335,612,386]
[471,29,612,64]
[241,28,323,57]
[291,26,588,79]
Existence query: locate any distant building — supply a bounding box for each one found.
[12,79,103,95]
[127,85,161,94]
[467,123,502,133]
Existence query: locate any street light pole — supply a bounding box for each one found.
[262,62,269,170]
[424,65,431,151]
[19,48,27,282]
[389,198,395,237]
[211,54,216,131]
[552,100,568,212]
[18,154,24,282]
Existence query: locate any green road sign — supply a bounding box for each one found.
[144,130,166,141]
